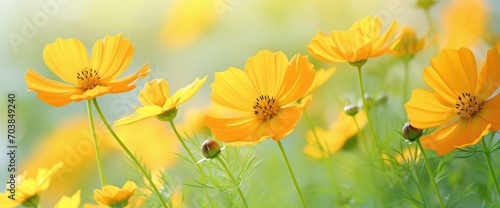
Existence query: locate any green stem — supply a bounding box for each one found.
[277,141,308,208]
[481,138,500,205]
[416,140,445,208]
[87,100,105,187]
[167,119,197,163]
[92,99,168,208]
[403,57,410,103]
[352,116,369,155]
[216,156,249,208]
[355,65,381,154]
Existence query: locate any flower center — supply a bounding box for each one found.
[455,92,481,119]
[253,95,280,120]
[76,68,100,90]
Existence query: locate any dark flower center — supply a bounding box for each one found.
[455,92,481,119]
[76,68,100,90]
[253,95,280,120]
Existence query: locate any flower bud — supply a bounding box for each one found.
[201,139,221,159]
[415,0,437,10]
[156,108,178,122]
[402,122,423,141]
[343,104,359,116]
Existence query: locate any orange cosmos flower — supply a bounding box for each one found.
[405,46,500,155]
[205,50,316,144]
[390,26,427,59]
[25,34,149,107]
[307,16,398,64]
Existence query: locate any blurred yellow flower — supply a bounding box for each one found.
[303,67,336,97]
[25,34,149,107]
[54,190,80,208]
[93,181,137,207]
[405,46,500,155]
[390,26,427,59]
[440,0,488,49]
[307,16,398,64]
[114,77,207,125]
[0,162,63,207]
[304,110,367,159]
[205,50,316,144]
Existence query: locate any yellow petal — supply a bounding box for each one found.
[115,105,163,126]
[101,63,150,93]
[43,37,89,84]
[245,50,288,96]
[421,118,489,155]
[307,32,347,63]
[139,78,171,106]
[476,45,500,101]
[405,89,457,129]
[25,68,84,107]
[90,34,134,80]
[371,20,398,57]
[211,67,258,112]
[204,115,266,144]
[54,190,81,208]
[478,94,500,130]
[303,67,336,97]
[164,76,207,111]
[277,54,316,105]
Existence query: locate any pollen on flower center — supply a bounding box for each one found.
[76,68,100,90]
[455,92,481,119]
[253,95,280,120]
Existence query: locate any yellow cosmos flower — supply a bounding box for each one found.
[304,110,367,159]
[303,67,336,97]
[390,26,427,59]
[114,76,207,125]
[25,34,149,107]
[307,16,398,64]
[54,190,80,208]
[0,162,63,207]
[205,50,316,144]
[405,46,500,155]
[93,181,137,207]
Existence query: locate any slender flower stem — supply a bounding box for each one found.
[87,100,105,187]
[416,140,445,208]
[216,156,249,208]
[355,65,381,153]
[403,57,410,102]
[92,99,168,208]
[481,138,500,205]
[352,116,368,154]
[168,119,197,163]
[277,141,308,208]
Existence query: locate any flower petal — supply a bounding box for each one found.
[276,54,316,105]
[303,67,336,97]
[101,63,150,93]
[139,78,171,107]
[90,34,134,81]
[211,67,258,112]
[478,94,500,130]
[204,115,266,144]
[245,50,288,96]
[476,45,500,101]
[421,118,489,155]
[270,98,310,141]
[371,20,398,57]
[43,37,90,84]
[115,105,164,126]
[25,68,84,107]
[69,85,112,101]
[405,89,457,129]
[164,76,207,111]
[307,32,347,63]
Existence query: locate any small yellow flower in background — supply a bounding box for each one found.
[54,190,80,208]
[390,26,427,59]
[205,50,316,144]
[304,110,367,159]
[405,46,500,155]
[114,76,207,125]
[307,16,398,64]
[440,0,488,49]
[92,181,137,207]
[0,162,63,207]
[25,34,149,107]
[303,67,336,98]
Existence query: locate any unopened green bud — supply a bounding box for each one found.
[343,104,359,116]
[156,108,178,122]
[201,139,221,159]
[414,0,437,10]
[402,122,423,141]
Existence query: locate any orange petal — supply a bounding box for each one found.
[69,85,112,102]
[303,67,336,97]
[102,63,150,93]
[476,45,500,101]
[276,54,316,105]
[211,67,258,113]
[43,37,90,84]
[478,94,500,130]
[244,50,288,96]
[90,34,134,80]
[25,68,84,107]
[204,115,266,144]
[371,20,398,57]
[268,105,303,141]
[307,32,347,63]
[421,118,489,155]
[404,89,457,129]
